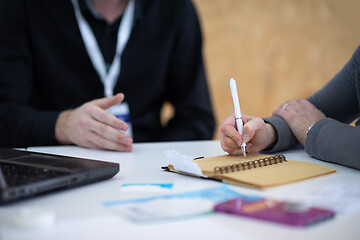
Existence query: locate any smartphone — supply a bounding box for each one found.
[214,197,335,227]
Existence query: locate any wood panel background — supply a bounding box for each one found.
[190,0,360,139]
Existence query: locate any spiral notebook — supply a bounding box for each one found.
[165,153,336,189]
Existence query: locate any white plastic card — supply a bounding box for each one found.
[107,102,133,138]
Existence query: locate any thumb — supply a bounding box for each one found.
[242,127,251,143]
[241,115,253,143]
[94,93,125,109]
[242,117,262,143]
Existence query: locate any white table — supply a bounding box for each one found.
[0,140,359,240]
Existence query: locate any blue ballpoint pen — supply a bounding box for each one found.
[230,78,247,157]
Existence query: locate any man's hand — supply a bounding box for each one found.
[219,114,277,155]
[273,98,326,144]
[55,93,133,151]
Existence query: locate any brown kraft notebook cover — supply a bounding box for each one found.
[167,153,336,189]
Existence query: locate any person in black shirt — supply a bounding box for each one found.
[0,0,215,151]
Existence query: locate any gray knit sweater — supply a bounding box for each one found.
[264,45,360,170]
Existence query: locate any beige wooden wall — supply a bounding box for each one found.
[192,0,360,139]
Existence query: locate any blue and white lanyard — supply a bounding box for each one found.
[71,0,135,97]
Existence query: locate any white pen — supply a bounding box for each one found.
[230,78,247,157]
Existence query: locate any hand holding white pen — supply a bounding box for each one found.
[230,78,247,157]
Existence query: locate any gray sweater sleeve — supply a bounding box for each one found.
[305,45,360,170]
[305,118,360,169]
[262,115,298,152]
[262,45,360,170]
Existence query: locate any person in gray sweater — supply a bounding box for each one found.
[220,45,360,170]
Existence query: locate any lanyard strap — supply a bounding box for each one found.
[71,0,135,97]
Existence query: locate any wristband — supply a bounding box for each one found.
[306,123,314,136]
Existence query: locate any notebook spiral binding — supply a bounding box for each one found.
[214,155,287,174]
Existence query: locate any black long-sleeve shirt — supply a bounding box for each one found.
[0,0,215,147]
[264,45,360,170]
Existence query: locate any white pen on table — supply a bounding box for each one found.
[230,78,247,157]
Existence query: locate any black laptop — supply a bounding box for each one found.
[0,147,119,204]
